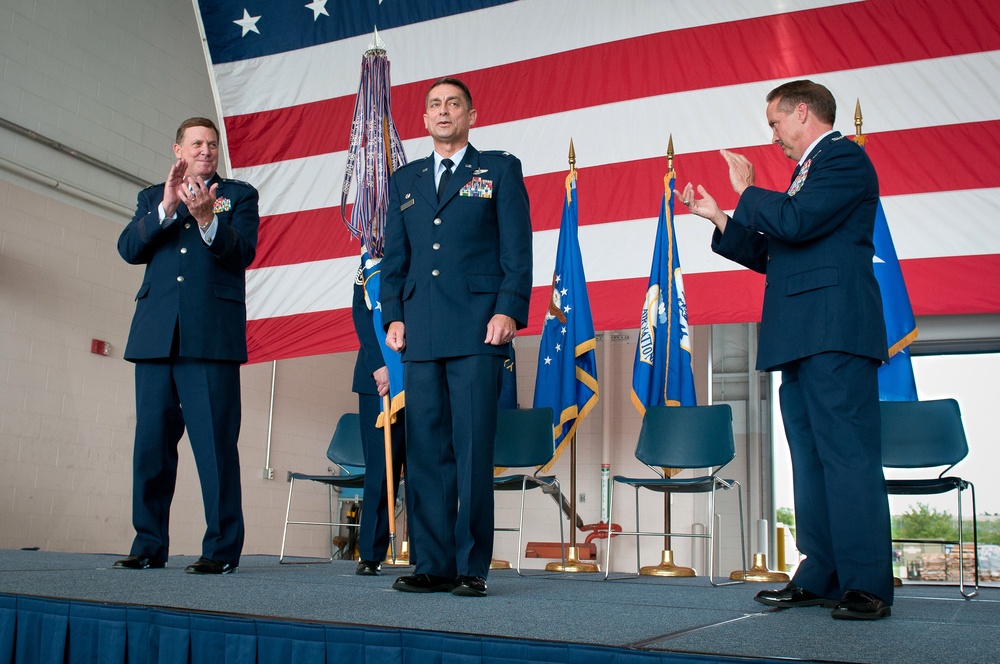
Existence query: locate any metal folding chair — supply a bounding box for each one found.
[604,404,747,585]
[279,413,366,564]
[493,407,565,574]
[882,398,978,598]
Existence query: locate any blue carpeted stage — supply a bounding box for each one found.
[1,549,997,663]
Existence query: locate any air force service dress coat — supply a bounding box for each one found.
[380,146,533,357]
[118,176,259,362]
[711,132,888,371]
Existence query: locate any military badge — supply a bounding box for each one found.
[460,177,493,198]
[787,159,811,197]
[213,197,232,213]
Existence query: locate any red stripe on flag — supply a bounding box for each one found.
[247,308,358,364]
[904,254,1000,316]
[250,121,1000,269]
[225,0,1000,168]
[252,205,359,270]
[248,254,1000,363]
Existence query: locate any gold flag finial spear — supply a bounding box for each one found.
[667,134,674,171]
[565,138,577,204]
[854,99,864,140]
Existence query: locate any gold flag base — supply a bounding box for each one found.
[641,549,696,577]
[545,546,600,573]
[490,558,512,570]
[730,553,789,582]
[383,540,412,566]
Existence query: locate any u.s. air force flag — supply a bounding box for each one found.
[631,168,697,414]
[533,171,598,471]
[853,132,919,401]
[872,199,919,401]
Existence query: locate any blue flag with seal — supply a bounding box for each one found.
[533,169,599,472]
[631,164,697,414]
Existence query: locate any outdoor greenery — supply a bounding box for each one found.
[776,503,1000,545]
[775,506,795,538]
[891,503,1000,546]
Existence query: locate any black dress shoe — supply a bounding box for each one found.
[451,575,487,597]
[184,557,238,575]
[831,589,891,620]
[392,573,456,593]
[112,554,164,570]
[754,583,836,608]
[356,560,382,576]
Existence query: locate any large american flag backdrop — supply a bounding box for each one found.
[193,0,1000,364]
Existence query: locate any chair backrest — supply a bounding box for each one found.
[880,398,968,469]
[635,404,735,470]
[494,407,555,468]
[326,413,366,470]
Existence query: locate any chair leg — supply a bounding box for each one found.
[958,482,979,599]
[633,487,641,575]
[515,478,528,576]
[326,483,335,562]
[279,477,296,563]
[280,477,338,565]
[708,479,747,587]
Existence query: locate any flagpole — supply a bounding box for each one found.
[545,433,599,572]
[381,393,397,562]
[545,139,599,573]
[641,136,695,577]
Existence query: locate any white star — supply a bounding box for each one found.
[544,356,552,365]
[234,9,261,37]
[305,0,329,20]
[555,343,562,352]
[561,327,567,335]
[560,288,568,296]
[374,301,382,311]
[563,304,572,314]
[554,274,562,284]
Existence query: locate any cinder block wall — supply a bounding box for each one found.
[0,0,358,560]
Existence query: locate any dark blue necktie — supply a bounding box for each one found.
[437,158,454,201]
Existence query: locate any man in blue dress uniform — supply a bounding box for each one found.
[681,80,892,620]
[115,117,259,575]
[381,78,533,597]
